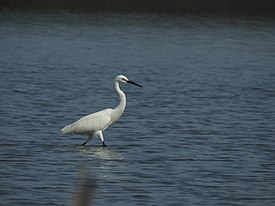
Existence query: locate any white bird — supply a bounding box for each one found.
[61,75,142,147]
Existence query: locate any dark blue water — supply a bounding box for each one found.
[1,11,275,206]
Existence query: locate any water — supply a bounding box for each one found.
[1,10,275,206]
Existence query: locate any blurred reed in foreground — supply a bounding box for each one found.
[71,167,97,206]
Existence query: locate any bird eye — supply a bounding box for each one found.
[122,78,127,82]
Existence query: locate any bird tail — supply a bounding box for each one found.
[61,124,74,134]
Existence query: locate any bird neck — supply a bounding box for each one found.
[114,81,126,115]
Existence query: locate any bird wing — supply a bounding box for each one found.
[63,109,113,135]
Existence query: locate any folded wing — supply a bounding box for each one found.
[61,109,112,135]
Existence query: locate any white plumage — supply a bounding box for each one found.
[61,75,142,147]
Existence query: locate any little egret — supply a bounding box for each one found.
[61,75,142,147]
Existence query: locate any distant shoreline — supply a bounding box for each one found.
[1,0,275,14]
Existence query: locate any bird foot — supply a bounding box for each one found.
[82,142,86,146]
[102,142,107,147]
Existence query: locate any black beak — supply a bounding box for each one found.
[127,80,143,87]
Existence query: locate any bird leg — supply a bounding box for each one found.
[82,135,93,146]
[97,130,107,147]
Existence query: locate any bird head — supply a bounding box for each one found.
[116,75,142,87]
